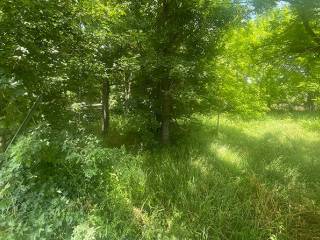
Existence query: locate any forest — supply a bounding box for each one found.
[0,0,319,239]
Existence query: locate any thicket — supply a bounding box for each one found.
[0,125,148,239]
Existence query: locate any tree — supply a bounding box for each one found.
[0,0,86,125]
[0,0,129,137]
[212,0,320,115]
[121,0,238,144]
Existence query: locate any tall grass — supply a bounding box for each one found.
[138,113,320,239]
[1,113,319,239]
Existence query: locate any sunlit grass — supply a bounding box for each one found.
[140,113,320,239]
[1,113,319,239]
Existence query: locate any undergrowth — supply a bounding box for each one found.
[0,114,319,239]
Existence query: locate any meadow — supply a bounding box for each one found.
[1,113,319,239]
[138,113,320,239]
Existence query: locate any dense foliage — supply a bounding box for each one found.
[0,0,319,239]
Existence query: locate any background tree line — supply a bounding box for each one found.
[0,0,319,147]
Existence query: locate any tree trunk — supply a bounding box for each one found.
[160,77,171,145]
[101,79,110,136]
[159,0,172,145]
[160,91,170,144]
[125,72,132,114]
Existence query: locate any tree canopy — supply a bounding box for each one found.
[0,0,319,142]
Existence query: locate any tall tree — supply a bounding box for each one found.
[123,0,237,144]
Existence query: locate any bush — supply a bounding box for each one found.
[0,124,146,239]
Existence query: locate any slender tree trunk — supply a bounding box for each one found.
[160,87,170,144]
[125,72,132,114]
[101,79,110,136]
[159,0,172,145]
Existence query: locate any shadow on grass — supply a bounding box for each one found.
[141,116,320,239]
[142,145,261,239]
[140,126,275,239]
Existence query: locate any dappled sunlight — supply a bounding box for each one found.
[190,158,212,177]
[241,120,319,144]
[136,114,320,239]
[211,117,320,183]
[209,143,246,169]
[1,0,320,238]
[179,114,320,237]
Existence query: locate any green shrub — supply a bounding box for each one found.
[0,124,146,239]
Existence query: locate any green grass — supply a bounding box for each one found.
[1,113,319,239]
[136,113,320,239]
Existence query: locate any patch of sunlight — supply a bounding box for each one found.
[210,143,245,169]
[133,207,150,226]
[191,158,211,177]
[239,119,319,144]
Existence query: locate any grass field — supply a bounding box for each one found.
[1,113,319,239]
[138,113,320,239]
